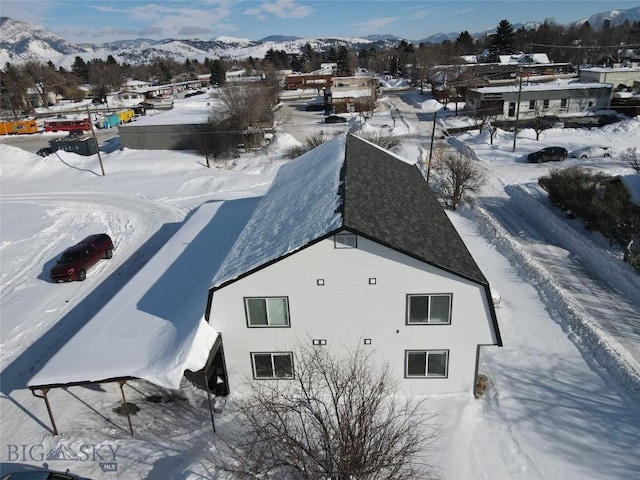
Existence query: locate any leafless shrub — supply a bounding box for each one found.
[212,345,440,480]
[285,132,338,159]
[353,130,402,150]
[620,147,639,173]
[433,152,486,210]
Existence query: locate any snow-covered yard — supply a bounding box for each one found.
[1,90,639,479]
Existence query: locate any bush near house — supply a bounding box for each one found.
[538,166,640,248]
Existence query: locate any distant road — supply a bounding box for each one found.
[1,128,119,154]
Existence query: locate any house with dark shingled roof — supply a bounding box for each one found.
[205,133,502,396]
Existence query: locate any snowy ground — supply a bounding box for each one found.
[1,90,640,479]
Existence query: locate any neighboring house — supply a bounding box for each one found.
[118,98,269,150]
[284,73,333,91]
[24,87,57,109]
[206,134,502,397]
[124,79,152,90]
[326,76,378,113]
[465,82,613,119]
[579,67,640,88]
[107,90,146,108]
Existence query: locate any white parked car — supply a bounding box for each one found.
[569,146,611,159]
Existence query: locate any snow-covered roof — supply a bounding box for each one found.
[471,82,613,94]
[212,133,492,291]
[28,202,227,390]
[581,66,640,73]
[125,80,151,87]
[212,137,345,287]
[123,101,218,127]
[499,53,551,64]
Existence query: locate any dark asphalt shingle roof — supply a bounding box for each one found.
[342,134,488,285]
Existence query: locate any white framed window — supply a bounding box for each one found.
[405,350,449,378]
[406,294,452,324]
[251,352,294,379]
[245,297,290,327]
[334,233,357,248]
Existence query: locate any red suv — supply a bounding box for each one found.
[50,234,114,282]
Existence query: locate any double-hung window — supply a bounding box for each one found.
[405,350,449,378]
[245,297,290,327]
[406,294,452,324]
[334,233,357,248]
[252,352,294,379]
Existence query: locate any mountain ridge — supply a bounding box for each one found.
[1,7,639,68]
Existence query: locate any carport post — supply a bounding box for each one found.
[204,367,216,434]
[42,389,59,436]
[118,380,134,435]
[30,388,59,436]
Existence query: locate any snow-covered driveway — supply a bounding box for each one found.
[466,144,640,401]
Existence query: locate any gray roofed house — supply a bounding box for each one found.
[206,133,502,397]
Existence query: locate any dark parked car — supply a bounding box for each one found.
[184,90,205,98]
[1,469,80,480]
[36,147,53,157]
[50,234,114,282]
[527,146,568,163]
[67,129,84,138]
[305,102,326,111]
[324,115,347,124]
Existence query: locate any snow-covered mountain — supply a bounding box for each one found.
[573,6,640,28]
[0,18,400,68]
[1,6,639,68]
[0,16,88,63]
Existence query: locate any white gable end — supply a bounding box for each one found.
[209,234,496,396]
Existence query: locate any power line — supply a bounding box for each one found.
[530,42,640,49]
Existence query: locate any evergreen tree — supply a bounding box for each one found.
[210,59,226,86]
[455,31,474,54]
[72,56,89,82]
[488,19,515,61]
[336,45,350,75]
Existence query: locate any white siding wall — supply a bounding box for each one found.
[209,234,497,396]
[506,96,610,117]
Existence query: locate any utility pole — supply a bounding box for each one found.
[86,105,105,176]
[512,68,524,153]
[427,109,438,182]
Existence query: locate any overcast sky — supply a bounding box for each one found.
[2,0,638,44]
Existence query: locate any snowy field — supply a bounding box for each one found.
[1,90,640,479]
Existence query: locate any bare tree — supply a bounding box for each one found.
[434,152,486,210]
[488,123,498,145]
[1,63,29,118]
[213,345,440,480]
[472,110,496,134]
[530,105,559,141]
[621,147,639,173]
[219,84,275,150]
[23,61,62,108]
[357,96,376,123]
